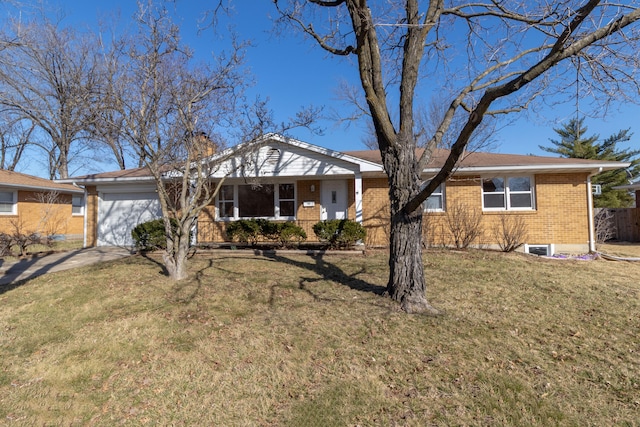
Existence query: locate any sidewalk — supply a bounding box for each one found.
[0,247,133,286]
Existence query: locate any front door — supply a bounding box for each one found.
[321,180,348,220]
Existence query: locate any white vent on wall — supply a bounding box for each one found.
[265,148,281,167]
[592,184,602,195]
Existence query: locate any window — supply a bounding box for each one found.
[278,183,295,217]
[72,195,84,215]
[239,184,275,217]
[217,183,296,219]
[422,182,445,211]
[0,190,16,214]
[218,185,235,218]
[482,176,534,210]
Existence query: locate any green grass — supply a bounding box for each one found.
[1,248,639,426]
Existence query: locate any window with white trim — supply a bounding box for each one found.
[482,176,534,210]
[422,182,445,212]
[0,190,16,214]
[217,183,296,220]
[218,185,235,218]
[72,195,84,215]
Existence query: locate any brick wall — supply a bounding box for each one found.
[0,190,84,240]
[362,173,590,249]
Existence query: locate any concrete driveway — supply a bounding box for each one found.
[0,247,133,286]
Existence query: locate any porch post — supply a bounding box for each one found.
[355,172,363,224]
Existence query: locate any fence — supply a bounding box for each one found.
[607,208,640,242]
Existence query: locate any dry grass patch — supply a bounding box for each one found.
[1,249,639,426]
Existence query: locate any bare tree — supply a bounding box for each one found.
[101,2,313,280]
[98,2,241,279]
[0,116,34,170]
[274,1,640,313]
[0,15,103,179]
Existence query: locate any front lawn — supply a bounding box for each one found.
[1,249,638,426]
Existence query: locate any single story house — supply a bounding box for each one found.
[58,134,629,254]
[0,169,84,240]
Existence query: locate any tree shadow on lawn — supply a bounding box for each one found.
[258,251,387,299]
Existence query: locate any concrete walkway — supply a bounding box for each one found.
[0,247,133,286]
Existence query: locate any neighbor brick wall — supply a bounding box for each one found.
[0,190,83,240]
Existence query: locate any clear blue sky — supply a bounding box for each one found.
[4,0,640,177]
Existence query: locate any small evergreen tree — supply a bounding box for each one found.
[540,118,639,208]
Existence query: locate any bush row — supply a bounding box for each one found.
[131,218,366,250]
[225,219,307,248]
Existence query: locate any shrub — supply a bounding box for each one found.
[274,222,307,248]
[493,213,528,252]
[0,233,13,257]
[225,219,263,245]
[225,219,307,248]
[313,219,366,249]
[131,218,180,251]
[594,208,616,244]
[445,201,482,249]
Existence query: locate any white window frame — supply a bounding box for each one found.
[72,195,84,216]
[422,181,445,212]
[215,182,297,221]
[0,190,17,215]
[218,184,235,219]
[482,175,535,211]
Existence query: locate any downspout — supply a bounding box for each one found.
[586,168,602,253]
[76,183,88,249]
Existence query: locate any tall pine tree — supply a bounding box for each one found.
[540,118,639,208]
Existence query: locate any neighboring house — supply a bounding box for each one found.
[58,134,629,254]
[0,169,85,241]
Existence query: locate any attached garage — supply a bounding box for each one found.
[97,188,161,247]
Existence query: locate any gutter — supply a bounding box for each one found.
[587,168,602,253]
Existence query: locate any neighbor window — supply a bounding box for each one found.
[72,195,84,215]
[217,183,296,220]
[422,182,445,212]
[482,176,534,210]
[0,190,16,214]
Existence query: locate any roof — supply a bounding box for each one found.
[0,169,83,193]
[58,136,630,185]
[59,166,157,184]
[345,148,629,175]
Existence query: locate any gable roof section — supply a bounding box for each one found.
[0,169,83,193]
[345,148,628,175]
[204,133,383,178]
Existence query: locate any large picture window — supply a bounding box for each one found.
[482,176,534,210]
[217,183,296,220]
[0,190,16,214]
[238,184,275,217]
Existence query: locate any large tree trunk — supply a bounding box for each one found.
[384,142,439,315]
[163,220,191,281]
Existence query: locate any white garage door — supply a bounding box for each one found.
[98,192,162,247]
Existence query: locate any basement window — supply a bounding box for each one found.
[525,244,554,256]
